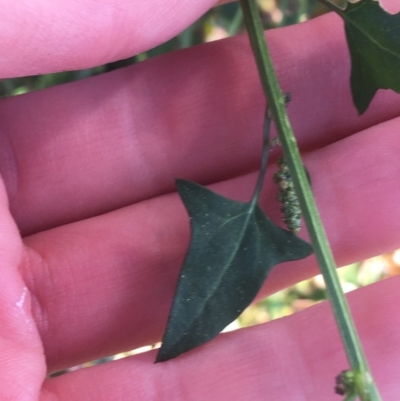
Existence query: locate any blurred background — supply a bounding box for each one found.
[1,0,396,373]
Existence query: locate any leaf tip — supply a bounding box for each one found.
[155,342,185,363]
[354,95,373,115]
[154,351,166,364]
[175,178,203,197]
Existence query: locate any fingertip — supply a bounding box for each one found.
[1,0,218,78]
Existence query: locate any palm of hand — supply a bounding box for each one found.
[1,1,400,400]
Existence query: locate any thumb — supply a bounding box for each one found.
[0,178,45,399]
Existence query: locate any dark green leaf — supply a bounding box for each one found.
[156,179,313,362]
[340,0,400,114]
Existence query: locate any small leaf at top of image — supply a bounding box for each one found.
[329,0,400,114]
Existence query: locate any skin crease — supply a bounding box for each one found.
[0,0,399,399]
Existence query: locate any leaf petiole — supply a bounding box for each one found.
[250,107,271,207]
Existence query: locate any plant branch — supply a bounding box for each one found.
[239,1,382,400]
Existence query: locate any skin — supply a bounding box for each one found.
[1,0,400,399]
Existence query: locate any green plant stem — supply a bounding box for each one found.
[344,393,357,401]
[239,1,382,400]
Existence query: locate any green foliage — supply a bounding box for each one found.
[339,0,400,114]
[156,179,313,362]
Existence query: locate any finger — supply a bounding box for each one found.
[3,12,400,236]
[22,116,400,372]
[4,0,399,78]
[1,0,221,78]
[0,178,46,400]
[40,275,400,401]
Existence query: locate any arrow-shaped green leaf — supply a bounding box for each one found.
[156,179,313,362]
[338,0,400,114]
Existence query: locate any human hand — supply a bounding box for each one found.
[1,1,400,400]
